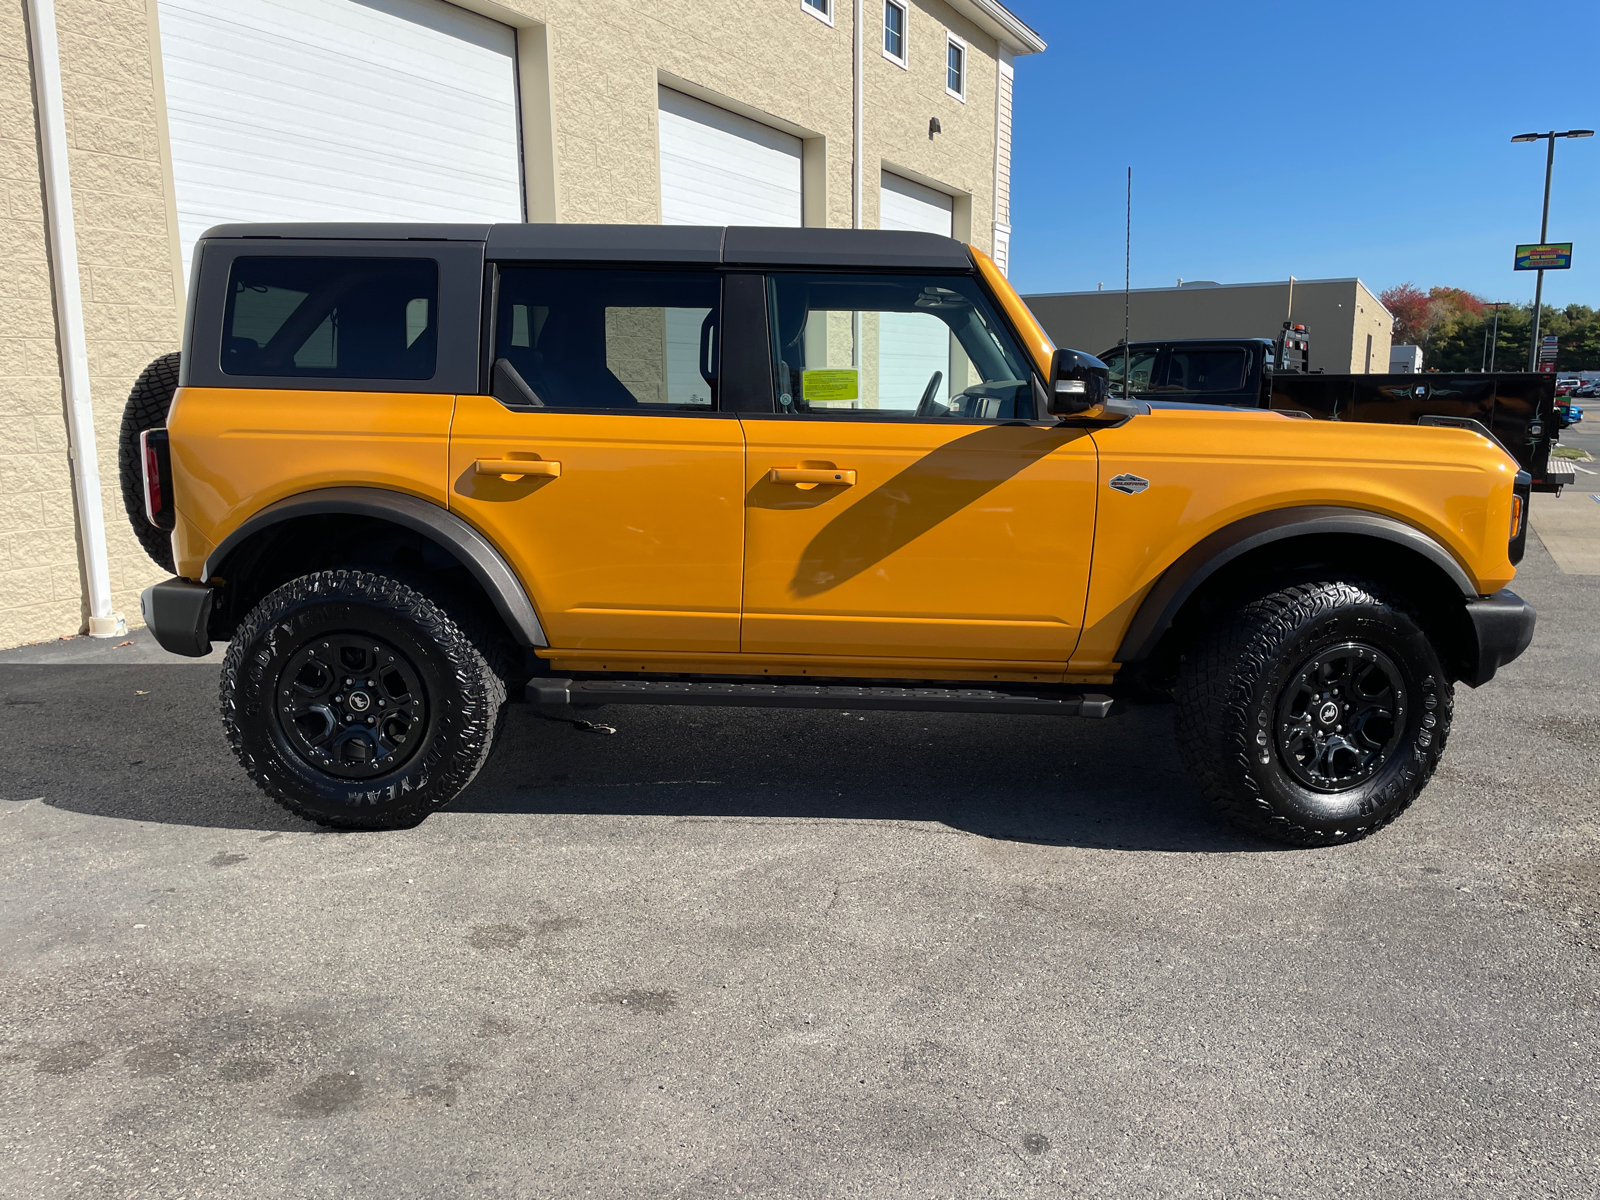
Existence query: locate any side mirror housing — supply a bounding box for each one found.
[1048,348,1111,415]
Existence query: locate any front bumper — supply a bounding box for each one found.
[1461,588,1536,688]
[141,577,215,658]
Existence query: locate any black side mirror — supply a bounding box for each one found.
[1048,348,1111,415]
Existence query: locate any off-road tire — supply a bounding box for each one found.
[1174,579,1453,846]
[118,352,181,572]
[221,570,509,830]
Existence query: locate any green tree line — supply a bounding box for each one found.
[1426,302,1600,372]
[1379,283,1600,371]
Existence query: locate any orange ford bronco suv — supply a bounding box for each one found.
[125,223,1534,845]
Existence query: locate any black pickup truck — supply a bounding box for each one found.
[1100,333,1570,493]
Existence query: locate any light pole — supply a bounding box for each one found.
[1511,129,1593,371]
[1481,302,1503,372]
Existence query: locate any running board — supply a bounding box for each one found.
[530,678,1117,718]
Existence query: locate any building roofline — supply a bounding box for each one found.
[1022,277,1369,299]
[948,0,1046,54]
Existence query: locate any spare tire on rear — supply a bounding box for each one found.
[118,352,181,573]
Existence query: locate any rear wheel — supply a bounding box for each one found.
[1174,580,1452,846]
[221,570,508,829]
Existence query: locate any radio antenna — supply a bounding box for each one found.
[1124,168,1132,351]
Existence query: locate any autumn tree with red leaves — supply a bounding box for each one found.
[1380,283,1489,353]
[1380,283,1432,347]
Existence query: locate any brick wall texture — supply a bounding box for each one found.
[0,0,1018,648]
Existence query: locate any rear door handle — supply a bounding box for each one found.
[476,459,561,480]
[769,468,855,485]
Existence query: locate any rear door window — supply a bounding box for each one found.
[222,257,438,380]
[493,267,721,410]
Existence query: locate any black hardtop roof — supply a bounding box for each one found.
[197,222,974,271]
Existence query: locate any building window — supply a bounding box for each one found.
[883,1,907,66]
[945,36,966,100]
[801,0,832,25]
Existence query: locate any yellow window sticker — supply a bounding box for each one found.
[802,369,858,402]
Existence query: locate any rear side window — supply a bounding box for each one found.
[1159,348,1247,394]
[222,257,438,380]
[493,267,720,409]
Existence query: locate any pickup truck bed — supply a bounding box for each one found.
[1094,337,1565,492]
[1267,372,1565,492]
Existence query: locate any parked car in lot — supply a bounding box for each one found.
[1573,381,1598,398]
[123,223,1534,847]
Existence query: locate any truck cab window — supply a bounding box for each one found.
[1158,348,1247,394]
[1102,347,1159,397]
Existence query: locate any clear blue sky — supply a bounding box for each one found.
[1003,0,1600,309]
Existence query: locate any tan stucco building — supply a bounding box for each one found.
[1024,278,1394,377]
[3,0,1042,648]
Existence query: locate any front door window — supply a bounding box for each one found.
[766,273,1035,421]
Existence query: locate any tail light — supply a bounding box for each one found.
[1508,470,1531,565]
[140,428,175,531]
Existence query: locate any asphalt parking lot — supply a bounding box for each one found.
[3,503,1597,1198]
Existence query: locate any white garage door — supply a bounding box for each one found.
[658,88,803,227]
[158,0,524,278]
[878,173,956,406]
[879,172,954,236]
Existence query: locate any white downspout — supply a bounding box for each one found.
[25,0,122,638]
[851,0,864,372]
[852,0,863,230]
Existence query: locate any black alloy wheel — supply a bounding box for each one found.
[1275,642,1406,792]
[222,570,508,830]
[273,634,428,779]
[1174,579,1453,846]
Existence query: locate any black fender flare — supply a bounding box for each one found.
[203,486,547,647]
[1114,506,1477,664]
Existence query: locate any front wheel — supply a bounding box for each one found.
[1174,580,1453,846]
[220,571,508,829]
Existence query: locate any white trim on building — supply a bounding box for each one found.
[992,47,1014,273]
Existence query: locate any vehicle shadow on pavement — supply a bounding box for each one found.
[455,703,1283,854]
[2,664,1279,851]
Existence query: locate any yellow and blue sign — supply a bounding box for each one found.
[1515,243,1572,270]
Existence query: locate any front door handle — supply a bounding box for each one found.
[476,459,561,480]
[769,468,855,486]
